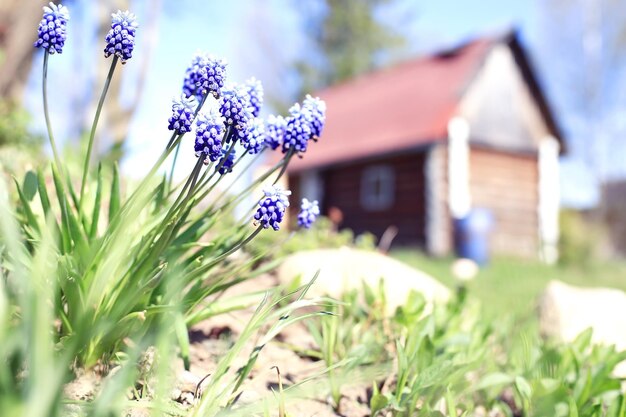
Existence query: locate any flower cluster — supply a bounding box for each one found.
[280,95,326,155]
[183,54,227,100]
[264,115,286,151]
[104,10,138,63]
[219,84,253,132]
[241,118,266,154]
[302,94,326,139]
[254,186,291,231]
[297,198,320,229]
[194,108,225,164]
[244,77,264,118]
[168,95,196,134]
[281,103,313,155]
[34,2,70,54]
[216,148,235,175]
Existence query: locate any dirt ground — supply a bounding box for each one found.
[64,274,373,417]
[178,274,373,417]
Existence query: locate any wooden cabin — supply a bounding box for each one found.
[285,31,565,261]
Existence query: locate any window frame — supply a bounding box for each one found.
[360,164,395,211]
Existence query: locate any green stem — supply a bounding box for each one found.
[42,51,63,170]
[167,140,182,191]
[80,56,118,205]
[200,226,263,271]
[273,147,294,185]
[207,151,263,205]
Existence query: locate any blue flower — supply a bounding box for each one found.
[194,108,225,164]
[216,148,235,175]
[104,10,138,63]
[219,84,253,132]
[297,198,320,229]
[240,118,266,154]
[182,53,227,100]
[34,2,70,54]
[265,115,286,151]
[254,186,291,231]
[244,77,264,117]
[168,95,196,134]
[302,95,326,140]
[282,103,312,155]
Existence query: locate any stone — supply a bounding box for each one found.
[276,247,450,314]
[538,280,626,377]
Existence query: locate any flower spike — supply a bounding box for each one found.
[34,2,70,54]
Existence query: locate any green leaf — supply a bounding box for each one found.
[370,384,388,416]
[51,165,87,255]
[109,163,120,223]
[23,170,38,201]
[174,313,190,371]
[89,164,103,240]
[475,372,515,391]
[515,376,532,401]
[446,386,457,417]
[36,169,52,214]
[568,397,578,417]
[13,177,40,236]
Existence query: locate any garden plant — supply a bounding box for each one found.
[1,3,626,417]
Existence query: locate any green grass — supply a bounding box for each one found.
[390,248,626,319]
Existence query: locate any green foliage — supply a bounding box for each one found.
[294,0,407,92]
[302,279,626,416]
[559,209,605,267]
[390,248,626,319]
[249,216,376,260]
[0,100,42,148]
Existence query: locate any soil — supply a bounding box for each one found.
[177,274,373,416]
[63,274,374,416]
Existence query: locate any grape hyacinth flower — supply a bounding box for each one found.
[34,2,70,54]
[183,53,228,100]
[254,186,291,231]
[219,84,253,132]
[265,115,286,151]
[241,118,266,154]
[194,108,225,164]
[282,103,312,155]
[104,10,138,63]
[297,198,320,229]
[216,148,235,175]
[244,77,264,117]
[302,95,326,139]
[168,95,196,134]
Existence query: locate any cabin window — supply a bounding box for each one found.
[360,165,395,211]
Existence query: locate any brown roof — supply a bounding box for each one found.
[283,31,564,173]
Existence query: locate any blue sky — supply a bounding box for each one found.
[26,0,614,208]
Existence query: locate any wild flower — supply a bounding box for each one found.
[219,84,254,132]
[265,114,286,151]
[215,148,235,175]
[244,77,264,117]
[183,53,228,100]
[241,118,266,154]
[194,107,225,164]
[168,95,197,134]
[104,10,138,63]
[34,2,70,54]
[254,186,291,231]
[297,198,320,229]
[282,103,312,155]
[303,94,326,139]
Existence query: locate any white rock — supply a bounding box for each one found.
[538,280,626,377]
[276,247,450,314]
